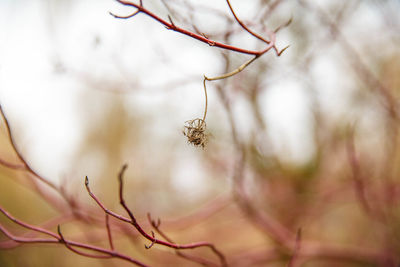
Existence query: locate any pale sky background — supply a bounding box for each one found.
[0,0,398,186]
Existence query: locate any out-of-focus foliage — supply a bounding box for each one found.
[1,0,400,266]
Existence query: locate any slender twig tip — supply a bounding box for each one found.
[85,176,89,186]
[168,15,175,27]
[57,225,64,242]
[278,45,290,56]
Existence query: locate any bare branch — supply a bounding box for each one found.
[105,214,114,250]
[112,0,286,56]
[86,166,228,266]
[0,208,149,266]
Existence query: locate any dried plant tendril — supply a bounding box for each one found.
[183,118,208,148]
[183,78,209,148]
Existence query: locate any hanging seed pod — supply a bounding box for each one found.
[183,118,208,148]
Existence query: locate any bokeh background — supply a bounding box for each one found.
[1,0,400,266]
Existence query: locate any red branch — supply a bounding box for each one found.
[111,0,287,57]
[147,213,220,267]
[0,105,60,192]
[85,165,228,267]
[105,213,115,250]
[0,206,149,267]
[225,0,270,44]
[0,105,72,213]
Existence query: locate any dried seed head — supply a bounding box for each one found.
[183,118,208,148]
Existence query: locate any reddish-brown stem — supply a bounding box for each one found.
[0,205,59,239]
[118,164,138,224]
[85,166,228,267]
[225,0,270,44]
[0,105,59,192]
[85,176,131,223]
[105,214,114,250]
[0,210,149,267]
[0,213,75,249]
[113,0,280,56]
[144,231,156,249]
[117,165,227,265]
[0,224,149,267]
[147,213,221,267]
[0,105,74,214]
[57,225,112,259]
[0,157,26,170]
[0,225,58,245]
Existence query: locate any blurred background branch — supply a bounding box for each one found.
[1,0,400,266]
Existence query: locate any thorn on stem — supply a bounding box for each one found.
[144,231,156,249]
[168,15,175,28]
[57,225,65,243]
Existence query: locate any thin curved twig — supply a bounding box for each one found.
[0,207,149,266]
[225,0,271,44]
[85,165,228,267]
[0,106,59,192]
[105,213,114,250]
[112,0,284,56]
[205,56,259,82]
[147,213,221,267]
